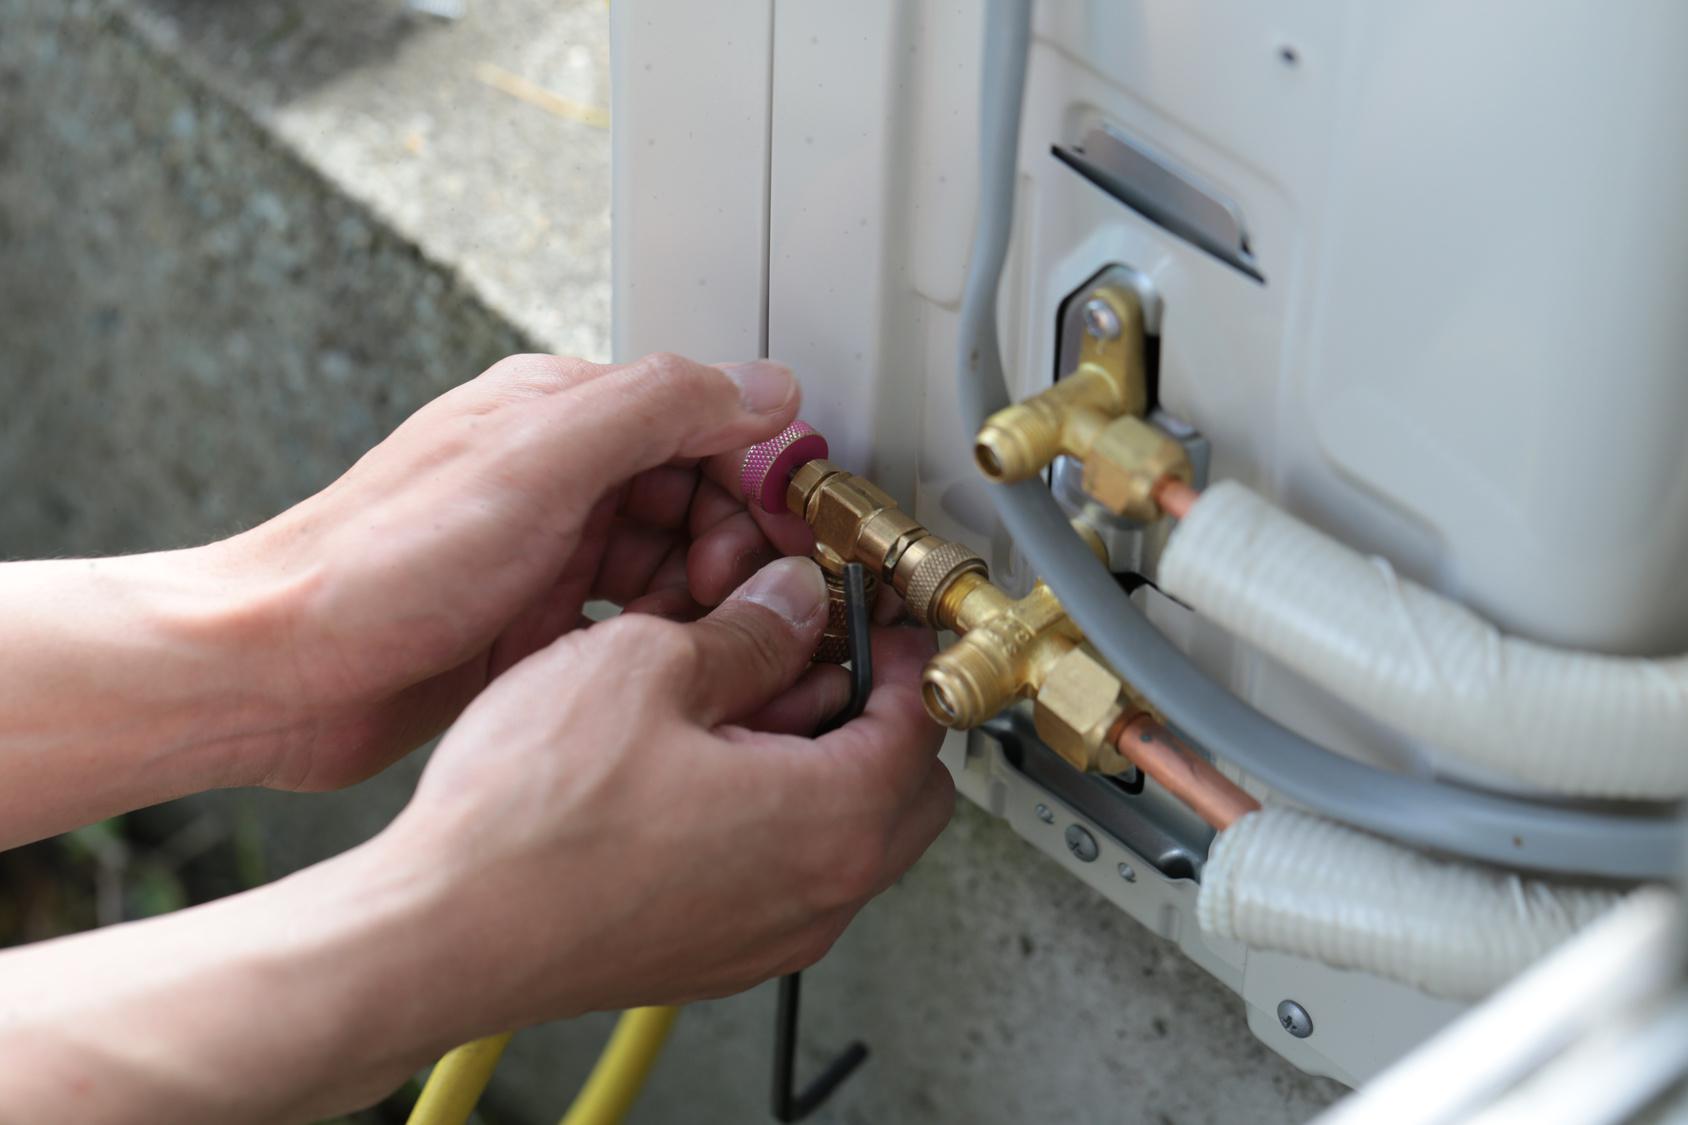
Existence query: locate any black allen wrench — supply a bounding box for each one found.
[770,561,872,1122]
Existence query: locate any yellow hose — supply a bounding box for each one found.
[404,1007,678,1125]
[558,1006,679,1125]
[407,1033,513,1125]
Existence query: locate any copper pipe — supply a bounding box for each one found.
[1115,713,1259,830]
[1151,476,1201,520]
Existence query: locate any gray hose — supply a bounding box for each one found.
[959,0,1678,880]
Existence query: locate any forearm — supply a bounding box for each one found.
[0,838,464,1124]
[0,545,297,846]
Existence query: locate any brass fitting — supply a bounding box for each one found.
[972,284,1192,521]
[788,459,985,626]
[788,458,1135,773]
[973,285,1147,484]
[1084,414,1193,522]
[1034,647,1134,774]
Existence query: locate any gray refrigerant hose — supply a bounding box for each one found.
[959,0,1678,880]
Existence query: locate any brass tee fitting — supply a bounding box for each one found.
[787,459,1134,773]
[972,285,1191,522]
[788,459,986,627]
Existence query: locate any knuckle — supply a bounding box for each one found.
[633,351,697,384]
[628,351,720,402]
[465,354,596,413]
[601,614,698,678]
[485,353,585,391]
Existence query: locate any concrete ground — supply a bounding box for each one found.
[0,1,1343,1121]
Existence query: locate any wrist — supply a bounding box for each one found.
[243,840,475,1102]
[123,540,315,790]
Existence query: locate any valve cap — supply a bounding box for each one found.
[741,420,828,515]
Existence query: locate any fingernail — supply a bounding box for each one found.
[737,556,826,626]
[721,359,796,414]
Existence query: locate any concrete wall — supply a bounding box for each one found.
[0,2,1341,1121]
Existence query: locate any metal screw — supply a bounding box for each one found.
[1034,803,1054,824]
[1117,861,1137,883]
[1064,824,1099,863]
[1081,297,1121,341]
[1276,999,1314,1039]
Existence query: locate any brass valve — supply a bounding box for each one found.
[788,458,1133,774]
[972,284,1191,522]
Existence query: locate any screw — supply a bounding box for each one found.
[1117,861,1137,883]
[1034,803,1054,824]
[1081,297,1121,341]
[1064,824,1099,863]
[1276,999,1313,1039]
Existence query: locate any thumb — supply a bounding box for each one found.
[681,557,829,727]
[542,353,799,499]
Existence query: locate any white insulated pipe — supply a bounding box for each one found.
[1198,808,1623,999]
[1159,481,1688,799]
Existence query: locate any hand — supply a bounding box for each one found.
[216,352,816,791]
[376,556,952,1028]
[0,559,951,1125]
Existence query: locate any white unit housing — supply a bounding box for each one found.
[612,0,1688,1085]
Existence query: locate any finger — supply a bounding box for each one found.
[815,625,944,801]
[686,477,747,539]
[701,447,758,502]
[872,587,910,626]
[686,511,781,606]
[685,454,818,576]
[644,540,693,595]
[747,505,818,558]
[528,355,799,503]
[736,664,852,736]
[487,491,621,679]
[472,353,611,399]
[592,520,682,605]
[621,465,701,530]
[597,533,693,608]
[621,586,706,621]
[680,557,828,726]
[700,449,817,554]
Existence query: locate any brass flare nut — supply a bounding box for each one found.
[1083,415,1193,523]
[1034,647,1134,774]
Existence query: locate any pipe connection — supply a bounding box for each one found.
[972,284,1190,522]
[787,458,1134,773]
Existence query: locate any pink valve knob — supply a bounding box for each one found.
[741,420,828,515]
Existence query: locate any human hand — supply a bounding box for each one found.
[376,556,952,1030]
[217,353,815,791]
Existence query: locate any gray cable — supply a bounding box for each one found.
[959,0,1678,880]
